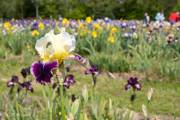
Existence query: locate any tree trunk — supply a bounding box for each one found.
[35,5,39,19]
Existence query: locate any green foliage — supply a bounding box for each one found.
[0,0,180,19]
[8,34,24,55]
[89,52,130,73]
[0,47,6,58]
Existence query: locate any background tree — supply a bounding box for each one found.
[31,0,44,18]
[0,0,179,19]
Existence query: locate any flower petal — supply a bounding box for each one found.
[44,60,58,72]
[31,61,43,78]
[125,84,131,90]
[31,61,58,84]
[135,83,141,90]
[35,30,54,58]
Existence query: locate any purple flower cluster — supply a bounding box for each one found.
[7,75,33,93]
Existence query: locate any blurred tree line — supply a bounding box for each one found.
[0,0,179,19]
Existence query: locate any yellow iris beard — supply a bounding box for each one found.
[42,51,69,64]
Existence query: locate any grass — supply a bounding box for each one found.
[0,54,180,117]
[70,73,180,116]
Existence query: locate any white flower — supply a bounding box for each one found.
[35,28,76,62]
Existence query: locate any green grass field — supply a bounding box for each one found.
[0,54,179,117]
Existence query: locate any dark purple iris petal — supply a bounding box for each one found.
[64,74,75,88]
[128,77,138,86]
[31,61,58,84]
[21,67,31,78]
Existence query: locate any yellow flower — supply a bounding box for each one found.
[62,18,69,26]
[111,27,118,33]
[3,22,14,32]
[107,35,115,44]
[38,22,45,30]
[31,30,39,36]
[51,51,69,63]
[91,31,97,39]
[79,23,84,29]
[4,22,12,29]
[85,16,92,24]
[35,29,76,63]
[93,23,101,30]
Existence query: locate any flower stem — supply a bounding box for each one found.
[60,84,66,120]
[60,63,66,120]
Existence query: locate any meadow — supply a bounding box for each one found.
[0,17,180,120]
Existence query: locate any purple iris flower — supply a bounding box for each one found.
[31,61,58,84]
[7,75,33,93]
[74,54,87,64]
[7,75,19,87]
[21,67,31,78]
[51,21,56,28]
[85,65,99,86]
[85,65,99,75]
[7,81,14,87]
[68,54,87,65]
[121,22,128,28]
[104,17,111,23]
[74,54,83,61]
[64,74,75,88]
[31,22,38,30]
[43,19,50,27]
[125,77,141,91]
[130,25,136,32]
[18,81,33,92]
